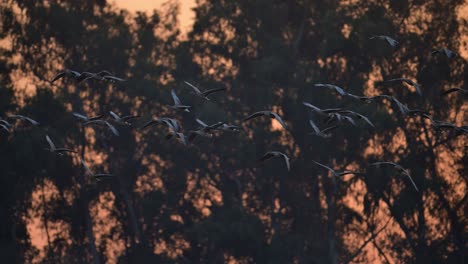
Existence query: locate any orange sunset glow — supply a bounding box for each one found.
[1,1,466,264]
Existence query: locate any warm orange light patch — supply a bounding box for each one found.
[113,0,196,35]
[90,191,125,263]
[27,180,71,262]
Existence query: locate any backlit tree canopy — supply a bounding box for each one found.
[0,0,466,263]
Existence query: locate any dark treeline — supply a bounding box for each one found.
[0,0,466,263]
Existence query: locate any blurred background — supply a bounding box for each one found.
[0,0,466,263]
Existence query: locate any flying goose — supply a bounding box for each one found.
[102,75,126,83]
[45,135,77,155]
[243,111,288,129]
[73,112,105,122]
[50,69,84,83]
[0,119,11,128]
[258,151,290,171]
[165,131,188,145]
[370,162,419,192]
[384,78,422,96]
[195,119,225,132]
[184,81,226,100]
[80,158,114,181]
[308,119,337,138]
[8,115,40,125]
[430,120,468,133]
[77,70,113,82]
[369,35,398,47]
[314,84,349,97]
[188,119,225,142]
[313,160,364,177]
[325,112,356,126]
[440,87,467,96]
[84,119,120,136]
[218,123,241,132]
[431,48,457,58]
[302,102,343,115]
[337,110,375,128]
[0,123,10,133]
[109,111,140,125]
[170,89,191,112]
[142,117,181,132]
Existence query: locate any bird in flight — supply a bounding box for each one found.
[142,117,181,132]
[243,111,288,129]
[170,89,191,112]
[314,84,349,97]
[440,87,467,97]
[73,112,105,123]
[80,158,114,181]
[188,119,225,142]
[0,122,10,133]
[84,119,120,136]
[258,151,290,171]
[184,81,226,100]
[45,135,77,155]
[109,111,140,126]
[165,131,188,145]
[384,78,422,96]
[217,123,241,132]
[369,35,399,47]
[8,115,40,126]
[313,160,364,178]
[302,102,343,115]
[370,162,419,192]
[50,69,85,83]
[431,48,457,58]
[336,110,375,128]
[308,119,337,138]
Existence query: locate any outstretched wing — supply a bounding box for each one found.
[401,170,419,192]
[55,148,77,153]
[109,111,120,121]
[73,112,89,121]
[370,161,398,167]
[9,115,39,125]
[308,119,321,134]
[196,118,209,128]
[441,87,465,96]
[184,81,202,94]
[208,122,225,130]
[243,111,266,122]
[45,135,56,151]
[279,153,290,171]
[121,115,140,122]
[315,84,347,96]
[313,160,335,174]
[302,102,322,113]
[258,152,275,162]
[171,89,182,105]
[270,112,288,129]
[80,158,94,176]
[50,71,67,83]
[384,36,398,47]
[321,125,338,134]
[141,120,160,129]
[102,75,126,82]
[176,132,188,145]
[354,112,374,128]
[202,87,226,97]
[104,121,119,136]
[0,124,9,132]
[93,174,114,180]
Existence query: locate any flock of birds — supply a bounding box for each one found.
[0,36,467,193]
